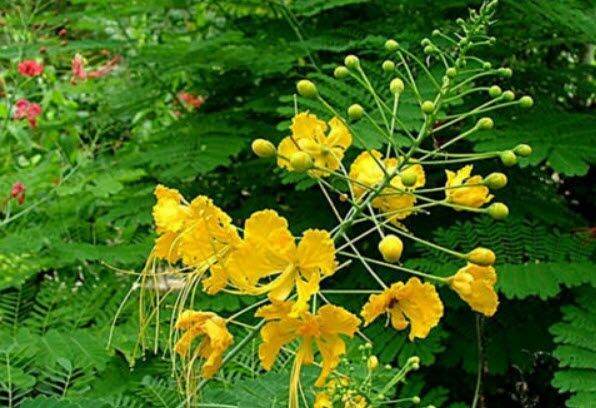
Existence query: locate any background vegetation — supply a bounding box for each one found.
[0,0,594,407]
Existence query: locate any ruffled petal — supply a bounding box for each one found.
[277,136,300,170]
[291,112,327,140]
[297,229,336,277]
[450,264,499,316]
[393,278,443,340]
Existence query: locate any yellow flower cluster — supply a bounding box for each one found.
[147,110,505,395]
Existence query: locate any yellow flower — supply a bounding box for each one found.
[225,210,336,315]
[445,165,493,209]
[314,392,333,408]
[448,263,499,316]
[256,300,360,388]
[173,310,234,378]
[348,150,425,224]
[149,185,241,293]
[360,278,443,340]
[277,112,352,177]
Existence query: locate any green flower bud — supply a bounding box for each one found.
[385,39,399,51]
[348,104,364,120]
[412,396,421,405]
[500,150,517,167]
[390,78,405,94]
[446,67,457,78]
[456,18,465,25]
[296,79,317,98]
[382,60,395,72]
[502,90,515,101]
[484,172,508,190]
[407,356,420,365]
[488,37,497,45]
[467,247,496,266]
[345,54,360,69]
[421,100,435,114]
[432,29,441,36]
[290,152,313,172]
[487,202,509,220]
[483,62,492,70]
[421,38,431,46]
[251,139,276,158]
[519,95,534,108]
[411,362,420,370]
[459,38,469,46]
[423,45,435,54]
[488,85,502,98]
[498,67,513,77]
[514,144,532,157]
[401,169,418,187]
[477,117,494,130]
[334,66,349,79]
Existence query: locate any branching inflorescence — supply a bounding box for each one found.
[118,1,535,406]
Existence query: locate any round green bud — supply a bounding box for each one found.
[421,38,431,46]
[411,362,420,370]
[401,169,418,187]
[412,396,421,405]
[514,144,532,157]
[502,90,515,101]
[484,172,508,190]
[385,39,399,51]
[456,18,465,25]
[421,100,435,114]
[296,79,317,98]
[467,247,496,266]
[423,45,435,54]
[347,104,364,120]
[382,60,395,72]
[344,54,360,69]
[432,29,441,36]
[290,152,313,172]
[500,150,518,167]
[483,62,492,70]
[519,96,534,109]
[251,139,276,159]
[498,67,513,77]
[407,356,420,365]
[477,117,494,130]
[487,202,509,220]
[334,66,349,79]
[446,67,457,78]
[390,78,405,94]
[488,85,502,98]
[489,37,497,45]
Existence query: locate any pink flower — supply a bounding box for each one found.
[11,182,26,205]
[18,60,44,77]
[71,54,87,82]
[13,99,42,128]
[178,91,205,110]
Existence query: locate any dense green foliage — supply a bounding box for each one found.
[1,0,594,407]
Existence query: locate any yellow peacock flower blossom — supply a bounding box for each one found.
[256,300,360,390]
[360,278,443,340]
[277,112,352,177]
[173,310,234,379]
[225,210,336,315]
[348,150,426,224]
[150,185,240,294]
[445,165,493,209]
[314,392,333,408]
[448,263,499,316]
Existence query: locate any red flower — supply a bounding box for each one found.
[18,60,44,77]
[13,99,42,128]
[71,54,87,82]
[11,182,26,205]
[178,91,205,110]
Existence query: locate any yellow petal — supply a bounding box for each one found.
[291,112,327,141]
[153,232,181,263]
[258,320,300,370]
[314,334,346,387]
[175,310,216,330]
[360,291,391,326]
[292,271,321,317]
[326,117,352,149]
[317,304,360,336]
[297,229,336,277]
[152,186,189,233]
[277,136,300,170]
[255,300,294,320]
[393,278,444,340]
[314,392,333,408]
[348,150,385,199]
